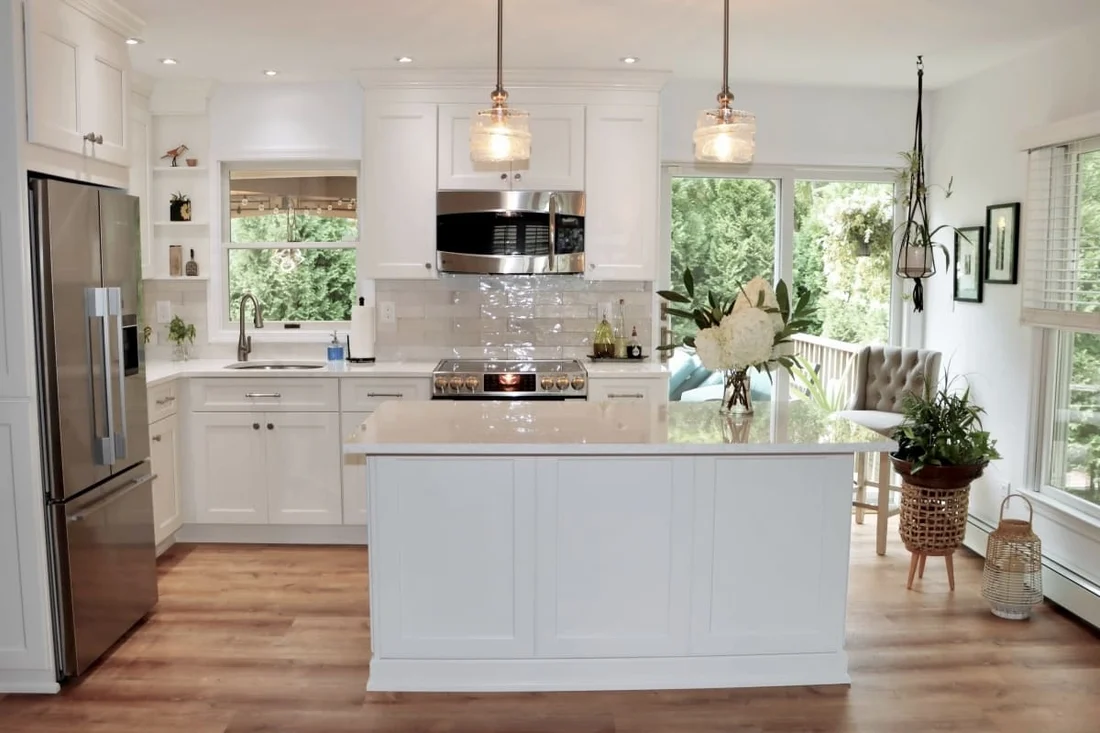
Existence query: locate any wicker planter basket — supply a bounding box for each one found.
[890,457,986,590]
[981,495,1043,620]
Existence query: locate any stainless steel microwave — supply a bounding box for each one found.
[436,191,585,275]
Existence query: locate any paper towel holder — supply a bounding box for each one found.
[347,296,376,363]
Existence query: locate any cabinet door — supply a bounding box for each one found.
[510,105,585,191]
[84,29,129,166]
[584,106,659,281]
[190,413,267,524]
[24,0,87,155]
[149,414,181,545]
[266,412,342,525]
[437,104,511,191]
[365,103,440,279]
[341,412,371,527]
[587,378,666,403]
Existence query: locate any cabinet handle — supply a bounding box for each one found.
[245,392,281,398]
[253,423,260,430]
[155,396,175,406]
[151,434,162,442]
[367,392,404,398]
[267,423,274,430]
[83,132,103,144]
[608,393,644,399]
[500,173,508,180]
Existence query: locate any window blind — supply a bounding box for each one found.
[1022,136,1100,332]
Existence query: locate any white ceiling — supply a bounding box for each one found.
[118,0,1100,89]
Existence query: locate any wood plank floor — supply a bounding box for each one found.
[2,517,1099,732]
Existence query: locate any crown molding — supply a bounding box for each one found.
[355,68,671,93]
[63,0,144,38]
[1019,109,1100,151]
[130,71,154,98]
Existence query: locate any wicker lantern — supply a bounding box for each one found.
[981,495,1043,620]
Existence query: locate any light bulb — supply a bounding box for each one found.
[712,131,734,161]
[489,127,512,161]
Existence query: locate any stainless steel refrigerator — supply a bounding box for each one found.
[28,176,157,680]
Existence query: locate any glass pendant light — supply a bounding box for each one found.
[470,0,530,163]
[693,0,756,164]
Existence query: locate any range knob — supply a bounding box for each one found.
[465,375,480,391]
[449,376,465,391]
[540,375,555,390]
[434,376,449,391]
[571,376,586,391]
[555,375,571,391]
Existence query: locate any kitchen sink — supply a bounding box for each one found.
[223,361,325,371]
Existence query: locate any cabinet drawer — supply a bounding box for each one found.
[147,381,179,421]
[190,378,339,412]
[341,378,430,412]
[588,378,666,403]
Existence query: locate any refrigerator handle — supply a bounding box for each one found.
[107,287,127,459]
[85,287,115,465]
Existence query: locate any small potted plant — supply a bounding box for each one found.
[169,191,192,222]
[890,378,1001,588]
[167,316,196,361]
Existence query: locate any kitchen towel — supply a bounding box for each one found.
[348,304,376,362]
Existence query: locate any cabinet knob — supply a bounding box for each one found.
[424,262,432,269]
[151,434,162,442]
[252,423,260,430]
[83,132,103,145]
[589,263,596,270]
[267,423,274,430]
[513,173,521,180]
[500,173,507,180]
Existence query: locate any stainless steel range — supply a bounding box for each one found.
[432,359,588,400]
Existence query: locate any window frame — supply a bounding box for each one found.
[212,160,361,341]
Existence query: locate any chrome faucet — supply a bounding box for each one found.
[237,294,264,361]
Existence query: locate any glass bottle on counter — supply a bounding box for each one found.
[593,315,615,358]
[627,326,643,359]
[614,299,628,358]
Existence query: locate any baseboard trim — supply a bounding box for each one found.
[366,652,850,693]
[0,670,60,694]
[176,523,367,545]
[155,534,176,557]
[965,516,1100,630]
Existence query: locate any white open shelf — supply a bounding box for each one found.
[154,166,208,173]
[153,220,209,227]
[145,275,210,282]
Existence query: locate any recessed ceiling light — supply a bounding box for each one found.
[125,37,143,45]
[264,69,278,77]
[160,58,177,65]
[396,56,413,64]
[620,56,639,64]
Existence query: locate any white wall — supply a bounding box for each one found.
[661,80,914,167]
[924,22,1100,589]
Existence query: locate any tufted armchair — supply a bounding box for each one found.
[836,346,942,555]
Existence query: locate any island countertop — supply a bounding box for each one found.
[343,400,894,456]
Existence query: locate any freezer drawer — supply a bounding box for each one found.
[50,466,159,677]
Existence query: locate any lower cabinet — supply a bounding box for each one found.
[588,377,667,402]
[149,413,182,545]
[190,411,341,525]
[342,412,370,526]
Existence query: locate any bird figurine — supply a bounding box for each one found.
[162,144,189,167]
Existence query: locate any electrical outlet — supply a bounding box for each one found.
[155,300,172,324]
[379,301,396,325]
[999,481,1011,497]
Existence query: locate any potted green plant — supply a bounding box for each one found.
[167,316,196,361]
[169,191,192,222]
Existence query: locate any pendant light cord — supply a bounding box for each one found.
[722,0,729,96]
[495,0,504,98]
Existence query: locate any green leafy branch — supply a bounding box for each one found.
[891,374,1001,473]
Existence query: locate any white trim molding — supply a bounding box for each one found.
[1018,109,1100,151]
[63,0,143,38]
[0,670,60,694]
[176,523,367,545]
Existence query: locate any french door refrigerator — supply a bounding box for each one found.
[28,175,157,680]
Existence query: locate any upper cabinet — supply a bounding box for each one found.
[24,0,134,167]
[583,105,660,281]
[364,103,440,280]
[438,104,585,191]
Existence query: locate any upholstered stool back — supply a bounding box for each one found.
[846,346,943,414]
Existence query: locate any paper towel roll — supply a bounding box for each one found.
[348,304,376,362]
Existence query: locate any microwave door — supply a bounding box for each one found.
[98,189,149,473]
[30,178,113,501]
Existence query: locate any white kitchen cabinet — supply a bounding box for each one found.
[588,377,667,403]
[364,103,439,279]
[24,0,131,166]
[341,412,370,526]
[266,412,342,525]
[438,104,584,191]
[190,412,268,524]
[129,98,152,278]
[584,105,659,281]
[149,413,181,546]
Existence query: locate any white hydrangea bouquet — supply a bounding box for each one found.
[658,270,815,415]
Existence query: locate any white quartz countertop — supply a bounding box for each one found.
[344,400,894,456]
[145,358,668,387]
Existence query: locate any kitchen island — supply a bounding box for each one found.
[344,400,894,692]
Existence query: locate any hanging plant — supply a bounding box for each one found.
[895,57,962,312]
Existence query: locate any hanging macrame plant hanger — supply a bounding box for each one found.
[896,57,937,313]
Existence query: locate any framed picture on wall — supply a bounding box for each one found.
[954,227,984,303]
[985,202,1021,284]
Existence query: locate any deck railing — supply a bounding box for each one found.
[791,334,864,409]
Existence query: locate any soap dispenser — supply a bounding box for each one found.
[327,330,346,372]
